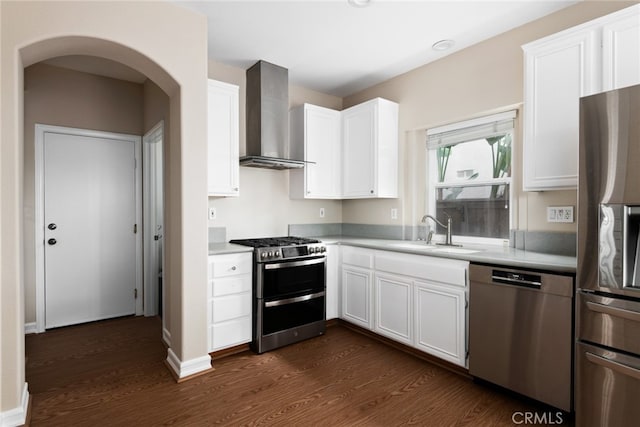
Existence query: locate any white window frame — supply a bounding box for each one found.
[426,111,516,246]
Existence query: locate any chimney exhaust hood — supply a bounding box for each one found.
[241,60,304,170]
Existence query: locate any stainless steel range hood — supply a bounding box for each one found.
[241,60,304,170]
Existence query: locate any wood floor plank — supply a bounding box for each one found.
[26,316,572,426]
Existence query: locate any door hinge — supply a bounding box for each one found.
[134,288,138,299]
[134,224,137,234]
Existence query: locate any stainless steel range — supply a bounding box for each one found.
[229,236,326,353]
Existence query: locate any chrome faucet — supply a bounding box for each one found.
[421,213,461,247]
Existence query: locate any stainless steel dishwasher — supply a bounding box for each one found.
[469,264,574,411]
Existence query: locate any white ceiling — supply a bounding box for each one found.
[175,0,580,97]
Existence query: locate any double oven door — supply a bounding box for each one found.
[254,255,326,353]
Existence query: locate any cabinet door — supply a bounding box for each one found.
[523,29,599,191]
[414,281,466,367]
[602,10,640,91]
[305,105,342,198]
[326,245,340,320]
[342,102,376,198]
[207,79,239,196]
[341,265,373,329]
[374,273,412,345]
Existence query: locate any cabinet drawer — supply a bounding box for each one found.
[376,251,468,287]
[210,317,251,351]
[211,275,251,297]
[342,246,374,268]
[211,293,251,323]
[209,253,252,278]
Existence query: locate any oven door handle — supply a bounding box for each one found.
[585,352,640,381]
[265,291,326,308]
[264,257,325,270]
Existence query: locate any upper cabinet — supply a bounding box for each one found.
[522,5,640,191]
[208,79,240,197]
[602,11,640,91]
[290,104,342,199]
[342,98,399,199]
[289,97,399,200]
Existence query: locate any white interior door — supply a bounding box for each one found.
[143,122,164,317]
[44,131,137,329]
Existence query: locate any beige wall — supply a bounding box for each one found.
[1,0,208,414]
[22,63,145,324]
[342,1,636,233]
[207,60,344,239]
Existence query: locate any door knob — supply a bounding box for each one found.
[48,223,57,230]
[47,238,57,245]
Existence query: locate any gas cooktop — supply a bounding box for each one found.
[229,236,325,261]
[229,236,320,248]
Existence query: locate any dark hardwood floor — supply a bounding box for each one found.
[25,316,570,426]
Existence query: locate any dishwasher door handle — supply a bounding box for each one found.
[491,275,542,288]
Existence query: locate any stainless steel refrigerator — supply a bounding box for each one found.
[577,84,640,427]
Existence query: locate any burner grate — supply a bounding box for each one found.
[229,236,320,248]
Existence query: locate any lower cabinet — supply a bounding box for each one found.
[340,245,469,367]
[414,280,466,366]
[208,252,252,352]
[374,273,412,346]
[326,244,340,320]
[342,265,373,329]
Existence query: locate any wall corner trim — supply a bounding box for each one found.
[165,348,212,380]
[0,383,29,427]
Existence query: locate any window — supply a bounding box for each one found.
[426,111,515,242]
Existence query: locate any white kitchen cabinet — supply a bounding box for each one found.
[374,273,412,346]
[602,9,640,91]
[342,98,398,198]
[341,266,373,330]
[208,252,252,352]
[341,246,374,329]
[326,244,340,320]
[290,104,342,199]
[522,4,640,191]
[207,79,239,196]
[339,245,469,367]
[414,280,466,367]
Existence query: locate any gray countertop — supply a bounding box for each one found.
[318,236,576,273]
[208,236,576,273]
[208,242,254,256]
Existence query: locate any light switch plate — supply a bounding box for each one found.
[319,208,325,218]
[391,208,398,220]
[208,207,216,220]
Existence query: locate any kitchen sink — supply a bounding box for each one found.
[389,242,439,250]
[389,242,481,254]
[432,247,481,254]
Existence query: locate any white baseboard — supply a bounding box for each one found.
[24,322,37,334]
[0,383,29,427]
[165,348,211,379]
[162,327,171,347]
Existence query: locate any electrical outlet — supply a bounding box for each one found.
[547,206,574,223]
[391,208,398,220]
[319,208,325,218]
[208,207,216,220]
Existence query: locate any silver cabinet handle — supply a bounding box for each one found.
[231,266,237,271]
[586,352,640,381]
[586,301,640,322]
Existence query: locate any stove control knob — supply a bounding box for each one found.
[320,246,326,253]
[268,251,273,258]
[261,252,267,259]
[274,251,280,257]
[309,247,316,254]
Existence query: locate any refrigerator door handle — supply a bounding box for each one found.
[586,352,640,381]
[586,301,640,322]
